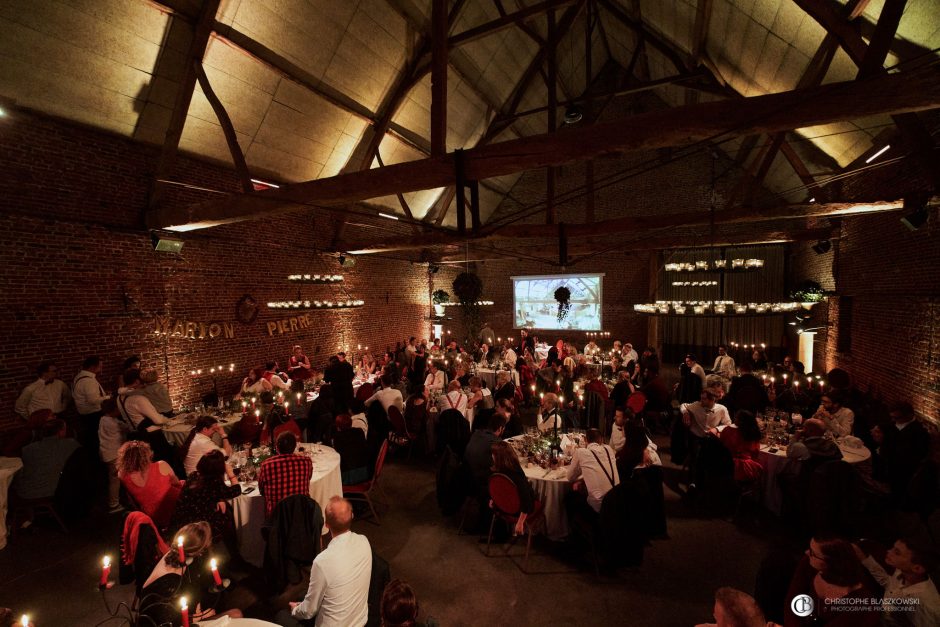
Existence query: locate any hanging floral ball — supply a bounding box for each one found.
[554,286,571,303]
[452,272,483,304]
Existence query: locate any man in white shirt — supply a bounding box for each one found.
[537,393,563,433]
[502,344,518,368]
[622,343,639,366]
[97,398,128,513]
[364,376,404,414]
[424,361,445,393]
[15,361,71,420]
[854,538,940,627]
[183,416,233,476]
[680,390,732,439]
[264,362,292,391]
[567,428,619,515]
[116,369,169,432]
[711,345,736,380]
[405,337,417,366]
[291,497,372,627]
[813,391,854,437]
[73,355,110,449]
[438,380,468,417]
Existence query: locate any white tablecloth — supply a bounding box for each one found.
[506,436,572,540]
[758,440,871,515]
[476,367,520,390]
[0,457,23,550]
[162,412,240,447]
[199,618,280,626]
[232,445,342,567]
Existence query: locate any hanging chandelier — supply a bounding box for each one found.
[672,280,718,287]
[268,300,364,309]
[634,300,812,315]
[437,300,495,306]
[665,259,764,272]
[287,274,344,283]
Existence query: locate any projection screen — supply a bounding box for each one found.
[512,274,604,331]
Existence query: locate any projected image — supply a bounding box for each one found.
[513,274,603,331]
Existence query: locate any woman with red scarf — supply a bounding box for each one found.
[287,345,313,381]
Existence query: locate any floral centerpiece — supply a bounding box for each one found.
[432,289,450,316]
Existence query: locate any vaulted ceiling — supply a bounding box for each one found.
[1,0,938,234]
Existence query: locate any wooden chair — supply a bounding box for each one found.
[344,440,388,523]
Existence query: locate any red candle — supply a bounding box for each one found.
[283,402,290,416]
[210,558,222,586]
[177,536,186,563]
[99,555,111,586]
[180,597,190,627]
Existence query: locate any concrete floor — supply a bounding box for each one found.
[0,431,798,627]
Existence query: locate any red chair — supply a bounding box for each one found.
[355,383,375,403]
[626,391,647,415]
[486,473,545,573]
[344,440,388,523]
[387,405,418,459]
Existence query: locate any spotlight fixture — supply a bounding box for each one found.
[429,264,441,274]
[900,194,930,231]
[338,254,345,266]
[811,240,831,255]
[864,144,890,164]
[151,232,184,253]
[563,105,583,124]
[337,253,356,268]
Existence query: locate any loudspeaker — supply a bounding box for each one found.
[811,240,831,255]
[151,233,183,253]
[338,254,356,268]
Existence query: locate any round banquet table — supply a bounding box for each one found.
[476,367,520,391]
[506,435,573,541]
[0,457,24,550]
[758,439,871,515]
[232,445,342,567]
[162,412,240,447]
[198,617,280,626]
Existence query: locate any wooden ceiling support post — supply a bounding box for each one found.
[546,8,558,225]
[469,181,481,234]
[454,149,467,234]
[430,0,448,157]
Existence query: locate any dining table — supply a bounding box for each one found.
[757,437,871,515]
[162,411,240,447]
[505,434,578,541]
[476,367,520,391]
[231,444,343,567]
[0,456,23,550]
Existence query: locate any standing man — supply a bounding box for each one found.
[73,356,110,450]
[622,343,639,367]
[405,337,417,367]
[711,345,736,381]
[479,322,496,348]
[15,361,71,420]
[289,497,372,627]
[325,353,355,407]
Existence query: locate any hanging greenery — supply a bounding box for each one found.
[554,286,572,322]
[453,273,484,343]
[431,289,450,305]
[789,280,826,303]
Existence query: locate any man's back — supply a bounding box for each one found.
[258,453,313,518]
[464,429,497,484]
[17,437,80,499]
[308,532,372,626]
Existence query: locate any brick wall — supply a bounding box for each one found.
[0,110,435,432]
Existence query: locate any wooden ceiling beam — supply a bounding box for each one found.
[340,199,905,254]
[193,61,252,193]
[147,66,940,231]
[449,0,578,47]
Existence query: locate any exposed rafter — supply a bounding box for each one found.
[193,61,252,193]
[146,66,940,231]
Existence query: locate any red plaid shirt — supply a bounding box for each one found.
[257,453,313,517]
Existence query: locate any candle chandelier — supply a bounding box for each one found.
[665,259,764,272]
[672,280,719,287]
[634,301,812,315]
[268,299,364,309]
[438,300,495,306]
[287,274,343,283]
[272,256,363,310]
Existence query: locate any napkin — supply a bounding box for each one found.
[839,435,865,449]
[560,434,572,451]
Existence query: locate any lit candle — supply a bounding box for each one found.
[770,377,776,384]
[254,409,260,420]
[283,402,290,416]
[794,380,800,389]
[210,558,223,586]
[20,616,28,627]
[99,555,111,587]
[180,597,190,627]
[530,385,536,392]
[296,393,302,403]
[177,536,186,563]
[760,343,766,349]
[191,370,196,376]
[241,401,247,412]
[539,393,544,400]
[251,397,257,409]
[783,374,789,385]
[819,380,825,390]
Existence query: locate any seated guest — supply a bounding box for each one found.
[467,376,494,412]
[332,414,370,485]
[454,363,471,387]
[812,390,854,437]
[172,450,241,552]
[260,407,302,447]
[15,361,71,420]
[424,361,445,394]
[439,380,469,417]
[182,416,233,477]
[491,441,539,536]
[263,361,292,391]
[117,440,182,528]
[73,355,110,450]
[137,368,173,417]
[359,349,376,376]
[726,361,769,414]
[15,418,80,500]
[494,398,523,438]
[696,587,767,627]
[609,408,630,452]
[610,370,636,410]
[854,538,940,625]
[622,342,639,367]
[751,349,768,371]
[258,432,313,519]
[680,389,731,480]
[787,418,843,463]
[240,367,272,398]
[583,340,600,359]
[348,400,369,437]
[536,393,563,433]
[616,420,661,475]
[711,344,736,381]
[288,344,313,381]
[583,369,610,401]
[139,521,244,625]
[705,374,727,401]
[718,411,763,482]
[465,413,507,492]
[879,402,930,503]
[502,341,518,369]
[478,342,496,366]
[288,497,372,626]
[566,428,619,523]
[381,579,428,627]
[641,365,670,413]
[403,392,429,439]
[784,535,879,626]
[98,398,129,513]
[493,370,515,403]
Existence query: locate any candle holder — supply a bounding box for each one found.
[209,578,232,594]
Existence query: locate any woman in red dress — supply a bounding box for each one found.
[117,440,182,529]
[719,410,763,482]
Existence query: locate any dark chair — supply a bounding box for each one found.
[263,494,323,593]
[366,551,390,627]
[387,405,418,459]
[626,391,647,416]
[344,440,389,523]
[485,473,545,573]
[582,391,606,433]
[355,383,375,403]
[436,409,470,458]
